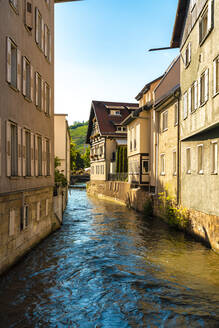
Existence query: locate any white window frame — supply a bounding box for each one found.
[183,92,188,119]
[9,0,18,12]
[186,147,191,174]
[197,144,204,174]
[160,153,165,176]
[199,0,213,45]
[200,69,209,106]
[174,102,178,126]
[211,141,218,174]
[184,42,191,68]
[162,110,168,132]
[22,56,31,100]
[213,55,219,96]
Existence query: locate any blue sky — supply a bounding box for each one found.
[54,0,179,124]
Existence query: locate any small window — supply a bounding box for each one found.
[200,69,209,105]
[190,81,198,112]
[142,160,149,174]
[35,72,42,109]
[117,127,122,131]
[174,102,178,125]
[45,82,50,115]
[162,110,168,131]
[25,1,33,31]
[11,123,18,176]
[199,1,213,45]
[25,130,31,176]
[44,24,51,60]
[184,43,191,68]
[173,151,177,176]
[37,202,41,221]
[37,136,42,176]
[46,140,50,176]
[211,142,218,174]
[186,148,191,174]
[20,205,29,231]
[213,56,219,96]
[23,57,31,99]
[35,8,43,49]
[160,154,165,175]
[183,92,188,119]
[9,209,15,236]
[198,145,204,174]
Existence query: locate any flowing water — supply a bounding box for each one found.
[0,188,219,327]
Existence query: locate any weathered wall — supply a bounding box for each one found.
[0,186,61,275]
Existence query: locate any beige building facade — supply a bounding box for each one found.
[171,0,219,215]
[54,114,71,184]
[0,0,79,275]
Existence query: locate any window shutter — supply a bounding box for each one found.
[49,139,52,176]
[188,87,192,113]
[44,82,47,113]
[17,49,21,91]
[41,17,44,52]
[31,133,34,176]
[35,72,39,106]
[30,65,34,102]
[183,92,188,119]
[42,138,45,176]
[6,121,11,177]
[37,201,40,221]
[41,78,44,112]
[35,135,38,176]
[207,0,213,32]
[205,68,209,102]
[46,199,49,216]
[198,77,201,107]
[44,24,48,57]
[18,126,22,176]
[194,81,198,109]
[188,43,191,64]
[49,85,51,116]
[35,8,39,44]
[9,209,15,236]
[22,129,26,176]
[6,37,12,83]
[49,32,52,62]
[22,57,27,96]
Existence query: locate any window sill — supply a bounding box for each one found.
[9,176,20,180]
[9,2,19,15]
[24,95,32,103]
[24,24,32,35]
[184,62,191,70]
[213,91,219,98]
[162,128,168,132]
[8,83,19,93]
[160,173,165,176]
[24,176,32,179]
[200,100,208,107]
[211,172,218,175]
[198,171,204,175]
[173,173,177,176]
[186,170,191,175]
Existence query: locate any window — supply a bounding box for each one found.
[183,92,188,119]
[211,142,218,174]
[44,82,50,115]
[37,136,42,176]
[213,56,219,95]
[174,102,178,125]
[37,202,41,221]
[198,145,204,174]
[160,154,165,175]
[46,199,49,216]
[35,72,42,109]
[199,0,213,45]
[162,110,168,131]
[6,38,21,90]
[9,0,18,12]
[44,24,51,61]
[25,130,31,176]
[142,160,149,174]
[11,123,18,176]
[23,57,31,99]
[199,69,209,105]
[173,151,177,176]
[20,205,29,231]
[186,148,191,174]
[184,43,191,67]
[190,81,198,112]
[35,8,43,50]
[25,1,33,31]
[9,209,15,236]
[46,139,50,176]
[110,110,120,116]
[117,127,122,132]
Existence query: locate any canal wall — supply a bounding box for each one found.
[87,181,219,252]
[0,186,62,275]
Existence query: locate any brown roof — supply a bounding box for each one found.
[86,100,138,143]
[171,0,189,48]
[154,56,180,107]
[135,75,164,101]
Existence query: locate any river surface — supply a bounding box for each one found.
[0,188,219,327]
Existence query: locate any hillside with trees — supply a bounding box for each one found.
[69,121,88,153]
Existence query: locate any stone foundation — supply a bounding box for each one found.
[0,186,61,275]
[87,181,219,252]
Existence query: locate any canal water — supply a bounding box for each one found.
[0,188,219,327]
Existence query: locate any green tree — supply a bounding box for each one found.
[70,142,84,172]
[82,147,90,168]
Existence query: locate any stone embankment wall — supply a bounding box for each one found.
[87,181,219,252]
[0,186,63,275]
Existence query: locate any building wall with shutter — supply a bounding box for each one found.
[179,0,219,216]
[0,0,54,195]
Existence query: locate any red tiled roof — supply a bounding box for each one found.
[86,100,138,143]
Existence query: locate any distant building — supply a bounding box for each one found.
[122,76,163,190]
[86,101,138,181]
[154,57,180,200]
[54,114,71,185]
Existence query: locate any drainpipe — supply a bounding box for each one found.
[174,90,181,205]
